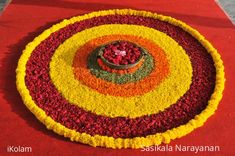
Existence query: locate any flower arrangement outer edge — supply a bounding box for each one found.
[15,9,225,149]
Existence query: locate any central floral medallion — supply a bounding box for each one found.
[98,40,146,69]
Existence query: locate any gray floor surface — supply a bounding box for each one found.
[216,0,235,25]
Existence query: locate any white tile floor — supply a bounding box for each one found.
[216,0,235,25]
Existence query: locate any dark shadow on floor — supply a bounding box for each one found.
[11,0,133,11]
[11,0,234,28]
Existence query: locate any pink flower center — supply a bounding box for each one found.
[114,50,126,56]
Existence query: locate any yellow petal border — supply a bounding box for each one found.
[50,24,192,118]
[16,9,225,149]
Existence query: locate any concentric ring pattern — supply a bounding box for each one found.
[16,9,225,149]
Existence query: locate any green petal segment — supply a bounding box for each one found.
[88,49,154,84]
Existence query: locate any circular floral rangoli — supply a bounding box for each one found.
[16,9,225,148]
